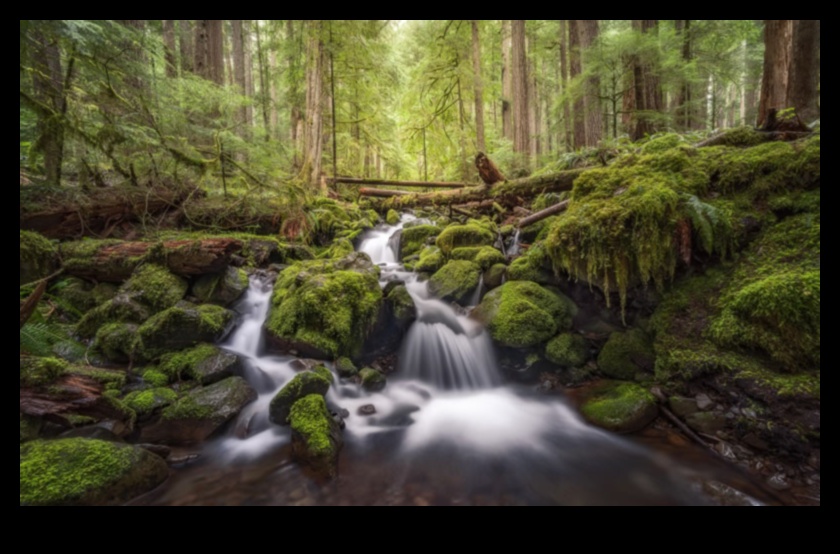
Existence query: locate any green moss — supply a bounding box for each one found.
[546,334,589,368]
[507,243,555,285]
[319,238,355,260]
[91,283,119,306]
[476,281,577,348]
[76,294,152,339]
[734,366,820,401]
[386,210,401,226]
[436,224,496,256]
[158,344,220,381]
[269,372,332,425]
[387,284,416,326]
[428,261,482,304]
[289,394,337,460]
[400,225,441,260]
[142,370,170,388]
[122,265,188,312]
[20,439,168,507]
[484,263,507,290]
[580,382,659,434]
[711,127,769,148]
[123,388,178,417]
[193,267,249,307]
[640,133,687,155]
[312,365,335,384]
[20,357,68,388]
[52,278,97,316]
[452,246,506,270]
[414,247,446,274]
[94,323,139,363]
[20,415,41,444]
[69,367,127,391]
[135,304,233,361]
[335,357,358,378]
[359,368,387,392]
[20,231,58,286]
[598,329,655,381]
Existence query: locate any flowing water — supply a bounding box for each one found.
[138,216,769,506]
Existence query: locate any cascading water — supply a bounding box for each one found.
[508,229,522,258]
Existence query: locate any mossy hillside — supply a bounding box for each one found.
[428,261,482,305]
[598,329,656,381]
[546,333,589,368]
[476,281,577,349]
[400,225,441,260]
[269,371,332,425]
[135,304,234,362]
[20,231,58,286]
[580,381,659,434]
[436,223,496,256]
[20,439,169,507]
[289,394,343,480]
[266,258,383,359]
[451,246,506,270]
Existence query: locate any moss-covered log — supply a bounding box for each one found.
[61,238,243,282]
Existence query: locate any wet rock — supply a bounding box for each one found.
[290,359,321,373]
[484,264,507,290]
[290,395,344,481]
[429,261,482,305]
[360,368,387,392]
[358,405,377,417]
[668,397,699,418]
[193,267,249,307]
[387,284,417,328]
[58,426,124,443]
[703,481,757,507]
[767,474,791,492]
[123,388,179,420]
[135,303,234,361]
[580,381,659,434]
[597,329,655,381]
[695,393,714,411]
[742,433,769,451]
[335,358,359,379]
[159,344,241,386]
[269,372,332,426]
[686,412,727,435]
[20,439,169,506]
[142,377,257,445]
[138,444,172,460]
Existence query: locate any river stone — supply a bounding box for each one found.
[580,381,659,434]
[193,267,249,307]
[686,412,727,435]
[428,261,482,305]
[360,368,387,392]
[269,372,332,426]
[141,377,257,445]
[669,397,700,418]
[134,303,235,361]
[290,395,344,482]
[20,439,169,506]
[190,348,241,386]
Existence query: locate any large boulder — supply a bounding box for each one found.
[289,395,343,481]
[269,371,332,425]
[597,329,655,380]
[20,231,58,286]
[20,439,169,506]
[134,303,234,361]
[580,382,659,434]
[451,246,506,270]
[475,281,577,348]
[546,333,589,368]
[400,225,441,260]
[121,264,188,312]
[159,344,241,385]
[436,224,496,256]
[141,377,256,445]
[193,267,250,307]
[428,261,482,305]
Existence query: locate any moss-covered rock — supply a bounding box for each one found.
[159,344,240,385]
[400,225,441,260]
[360,368,387,392]
[386,210,401,226]
[335,357,358,378]
[123,388,178,419]
[53,278,97,315]
[580,382,659,434]
[193,267,249,307]
[142,377,256,445]
[91,283,119,306]
[265,255,383,359]
[598,329,655,381]
[506,243,556,285]
[135,304,234,362]
[428,261,482,305]
[484,264,507,290]
[20,231,58,286]
[269,371,332,425]
[436,224,496,256]
[451,246,507,270]
[289,395,343,481]
[76,293,153,338]
[546,334,589,368]
[475,281,577,349]
[19,439,169,506]
[94,323,139,363]
[122,264,188,312]
[20,414,41,444]
[386,284,417,328]
[142,370,170,388]
[68,367,127,392]
[20,356,68,388]
[414,247,446,275]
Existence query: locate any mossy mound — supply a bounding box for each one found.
[598,329,656,381]
[265,255,383,359]
[451,246,506,270]
[546,334,589,368]
[360,368,387,392]
[475,281,577,348]
[123,388,178,419]
[400,225,441,260]
[20,439,169,506]
[436,223,496,256]
[484,264,507,290]
[159,344,241,385]
[428,261,482,305]
[77,293,152,338]
[193,267,249,307]
[506,243,555,285]
[580,382,659,434]
[269,371,332,426]
[94,323,139,363]
[121,265,188,312]
[135,304,234,362]
[20,356,67,388]
[414,247,446,274]
[335,357,358,378]
[386,210,401,226]
[20,231,58,286]
[289,395,343,481]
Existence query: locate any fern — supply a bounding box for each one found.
[20,323,88,360]
[683,195,733,257]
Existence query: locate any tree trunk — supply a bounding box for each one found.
[303,21,326,188]
[757,20,793,127]
[179,20,194,74]
[208,20,225,85]
[672,20,695,130]
[787,19,820,124]
[511,20,530,167]
[559,20,572,150]
[631,20,664,141]
[502,20,513,143]
[288,20,303,168]
[231,20,248,136]
[31,30,65,187]
[162,20,178,78]
[471,21,487,153]
[568,20,586,149]
[577,20,603,147]
[269,50,280,139]
[528,30,540,160]
[194,20,209,79]
[244,20,256,130]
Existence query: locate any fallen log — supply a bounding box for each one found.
[330,177,470,189]
[695,128,813,148]
[61,238,244,283]
[20,374,131,427]
[518,201,570,229]
[380,169,586,210]
[359,188,413,198]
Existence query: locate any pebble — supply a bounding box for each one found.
[767,474,791,492]
[358,405,377,416]
[696,394,714,411]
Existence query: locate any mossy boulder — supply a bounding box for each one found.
[335,358,358,378]
[121,264,188,312]
[76,293,153,338]
[580,382,659,434]
[53,278,97,315]
[289,395,343,481]
[386,210,401,226]
[475,281,577,349]
[400,225,441,260]
[193,267,249,307]
[269,371,332,425]
[265,255,383,359]
[135,304,234,362]
[20,231,58,286]
[159,344,241,385]
[386,284,417,328]
[94,323,139,363]
[360,368,387,392]
[484,264,507,290]
[436,224,496,256]
[598,329,656,381]
[142,370,170,388]
[428,261,482,305]
[451,246,506,270]
[141,377,257,445]
[414,247,446,275]
[506,243,556,285]
[20,356,68,388]
[123,388,178,419]
[20,439,169,506]
[546,334,589,368]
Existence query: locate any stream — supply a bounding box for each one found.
[137,216,769,506]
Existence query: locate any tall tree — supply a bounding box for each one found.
[577,20,602,147]
[302,20,326,188]
[471,20,486,153]
[559,20,572,150]
[178,20,194,74]
[757,20,793,127]
[787,19,820,124]
[162,20,178,78]
[195,20,224,85]
[631,20,664,141]
[511,21,530,165]
[672,20,695,130]
[31,29,66,186]
[231,20,248,136]
[568,20,586,149]
[501,20,513,143]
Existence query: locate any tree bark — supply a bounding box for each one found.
[359,189,412,198]
[559,20,572,150]
[269,49,280,139]
[502,20,513,143]
[163,20,178,78]
[577,20,602,147]
[303,20,326,188]
[787,20,820,124]
[631,20,664,141]
[471,21,487,153]
[179,20,194,74]
[31,29,65,187]
[195,20,224,84]
[757,20,793,127]
[511,20,530,167]
[61,238,244,282]
[568,20,586,149]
